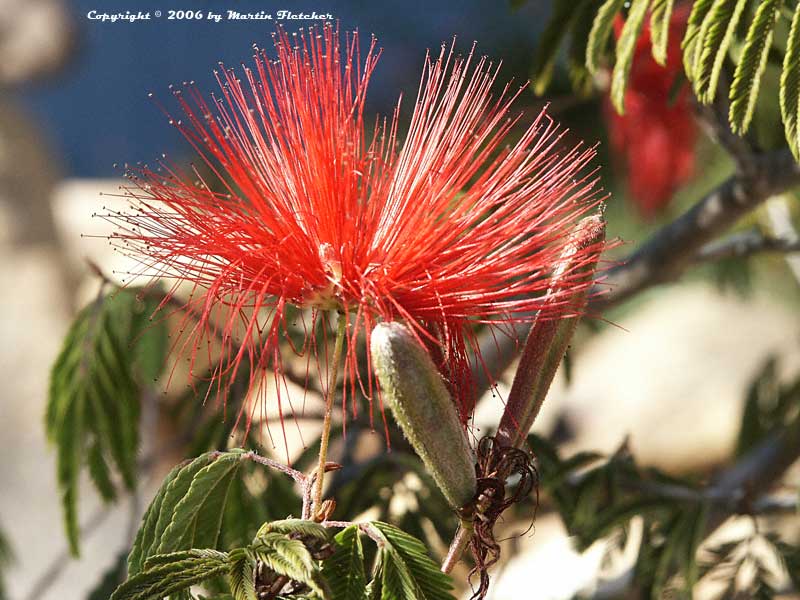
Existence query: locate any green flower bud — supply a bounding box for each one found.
[370,322,477,509]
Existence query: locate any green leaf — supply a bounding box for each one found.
[583,497,673,546]
[693,0,748,103]
[111,550,229,600]
[47,287,167,555]
[55,388,85,556]
[649,0,675,65]
[682,0,715,79]
[531,0,581,95]
[158,452,245,554]
[322,526,367,600]
[227,551,257,600]
[586,0,627,75]
[568,0,603,95]
[729,0,781,133]
[128,461,188,575]
[369,522,454,600]
[256,519,329,543]
[781,2,800,160]
[131,294,168,383]
[252,533,327,598]
[610,0,651,113]
[87,439,117,502]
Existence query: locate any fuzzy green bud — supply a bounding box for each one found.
[370,322,477,509]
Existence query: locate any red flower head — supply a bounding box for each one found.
[606,5,696,218]
[107,25,606,449]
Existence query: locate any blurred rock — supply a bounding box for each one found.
[0,98,63,248]
[0,0,75,86]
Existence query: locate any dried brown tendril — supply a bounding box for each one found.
[466,435,539,600]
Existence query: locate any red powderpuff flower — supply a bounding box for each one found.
[106,25,606,448]
[606,5,696,218]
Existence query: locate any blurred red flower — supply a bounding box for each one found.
[107,25,606,445]
[606,5,696,218]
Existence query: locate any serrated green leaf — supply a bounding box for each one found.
[610,0,651,113]
[729,0,780,133]
[56,390,84,556]
[531,1,581,95]
[650,0,675,65]
[131,293,168,382]
[87,439,117,502]
[682,0,715,78]
[128,461,187,575]
[158,453,244,554]
[568,0,603,95]
[143,548,229,569]
[147,454,217,554]
[252,533,326,598]
[586,0,627,75]
[256,519,329,543]
[781,2,800,160]
[321,526,366,600]
[693,0,748,103]
[227,554,257,600]
[582,497,673,544]
[369,522,454,600]
[111,551,229,600]
[47,287,166,555]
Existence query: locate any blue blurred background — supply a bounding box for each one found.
[25,0,548,177]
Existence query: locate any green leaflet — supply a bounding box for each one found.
[693,0,748,103]
[256,519,329,543]
[650,0,675,65]
[158,452,245,554]
[682,0,715,79]
[781,2,800,159]
[729,0,781,133]
[568,0,603,95]
[586,0,627,74]
[111,550,229,600]
[128,461,189,575]
[227,550,257,600]
[610,0,650,114]
[252,533,327,598]
[128,452,224,574]
[531,0,582,95]
[369,522,454,600]
[321,526,367,600]
[46,287,167,555]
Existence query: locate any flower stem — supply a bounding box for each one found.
[313,310,347,516]
[441,518,474,574]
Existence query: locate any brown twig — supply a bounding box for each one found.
[694,228,800,262]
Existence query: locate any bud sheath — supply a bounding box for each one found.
[496,214,606,449]
[371,322,477,509]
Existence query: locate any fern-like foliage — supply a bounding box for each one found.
[117,451,455,599]
[728,0,781,133]
[529,0,800,161]
[46,286,166,555]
